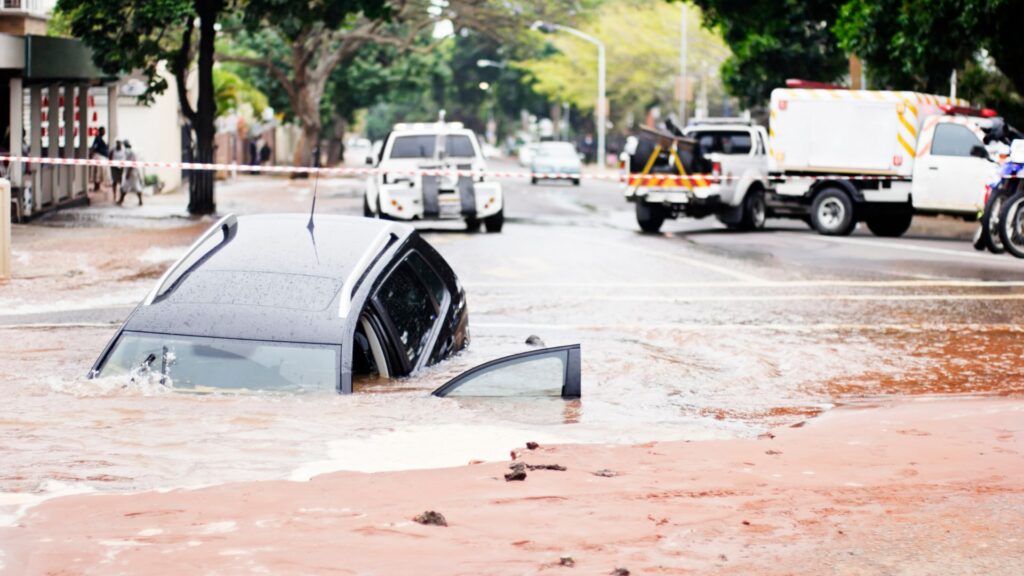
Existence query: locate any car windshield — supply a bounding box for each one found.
[389,134,477,159]
[536,143,578,158]
[99,332,339,392]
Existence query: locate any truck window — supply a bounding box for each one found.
[931,124,982,157]
[695,131,752,155]
[446,135,476,158]
[390,135,437,159]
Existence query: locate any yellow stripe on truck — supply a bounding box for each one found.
[897,133,917,158]
[897,113,918,138]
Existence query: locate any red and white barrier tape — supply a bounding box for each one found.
[0,155,920,183]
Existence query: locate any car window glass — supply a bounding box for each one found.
[406,251,446,307]
[390,135,437,159]
[695,131,752,154]
[446,135,476,158]
[931,124,982,157]
[377,262,438,367]
[100,332,338,392]
[442,353,566,397]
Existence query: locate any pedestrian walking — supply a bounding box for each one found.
[118,140,143,206]
[110,140,125,202]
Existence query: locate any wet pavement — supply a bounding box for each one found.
[2,163,1023,528]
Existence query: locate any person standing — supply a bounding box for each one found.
[259,139,272,167]
[118,140,143,206]
[89,127,110,191]
[110,140,125,202]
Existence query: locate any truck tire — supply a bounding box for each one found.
[739,188,767,231]
[363,194,374,218]
[484,209,504,233]
[465,217,482,232]
[811,188,856,236]
[865,212,913,237]
[636,201,667,233]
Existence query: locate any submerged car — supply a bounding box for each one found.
[530,142,582,186]
[364,121,504,233]
[91,214,580,398]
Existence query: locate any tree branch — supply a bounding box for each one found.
[216,53,298,104]
[173,15,198,127]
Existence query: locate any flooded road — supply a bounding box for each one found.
[2,170,1024,519]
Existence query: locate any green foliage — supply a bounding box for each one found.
[521,1,732,128]
[834,0,992,92]
[238,0,390,41]
[55,0,194,103]
[691,0,847,109]
[212,68,269,118]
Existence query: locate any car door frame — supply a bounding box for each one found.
[431,344,582,399]
[913,118,994,213]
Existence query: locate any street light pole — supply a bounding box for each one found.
[679,3,688,124]
[532,21,607,168]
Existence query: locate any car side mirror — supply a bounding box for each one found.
[970,145,990,159]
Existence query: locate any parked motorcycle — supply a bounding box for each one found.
[995,140,1024,258]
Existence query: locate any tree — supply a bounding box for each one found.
[690,0,848,109]
[56,0,224,215]
[521,1,732,130]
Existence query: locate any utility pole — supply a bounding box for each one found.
[679,2,688,124]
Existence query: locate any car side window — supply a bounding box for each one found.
[406,251,446,308]
[931,124,982,157]
[376,260,438,368]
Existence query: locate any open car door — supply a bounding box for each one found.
[432,344,581,399]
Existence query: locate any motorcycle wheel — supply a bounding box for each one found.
[998,188,1024,259]
[978,185,1011,254]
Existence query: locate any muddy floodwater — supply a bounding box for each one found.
[3,176,1024,539]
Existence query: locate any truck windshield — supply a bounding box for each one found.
[99,332,339,392]
[694,131,753,155]
[390,135,477,159]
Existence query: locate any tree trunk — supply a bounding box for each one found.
[188,0,221,215]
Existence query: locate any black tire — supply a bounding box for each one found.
[572,178,581,186]
[363,194,374,218]
[865,212,913,237]
[484,210,504,233]
[465,217,482,232]
[998,189,1024,259]
[810,188,856,236]
[739,188,767,231]
[980,181,1020,254]
[636,201,667,233]
[530,176,538,185]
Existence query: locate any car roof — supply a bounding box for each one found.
[123,214,412,345]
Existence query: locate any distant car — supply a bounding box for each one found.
[518,142,540,167]
[364,122,504,232]
[91,214,580,398]
[530,142,582,186]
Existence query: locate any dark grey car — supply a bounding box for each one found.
[91,214,580,398]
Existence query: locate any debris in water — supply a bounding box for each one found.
[526,463,567,471]
[611,568,630,576]
[413,511,448,527]
[741,520,751,526]
[526,441,540,450]
[525,335,546,347]
[757,431,776,440]
[560,556,575,567]
[765,450,783,456]
[592,469,618,478]
[510,450,517,461]
[790,421,806,428]
[505,462,528,481]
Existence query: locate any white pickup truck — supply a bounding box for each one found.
[768,85,1001,236]
[623,119,772,232]
[364,122,504,232]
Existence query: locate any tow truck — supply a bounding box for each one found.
[622,118,772,233]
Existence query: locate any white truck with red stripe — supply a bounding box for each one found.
[623,120,772,233]
[768,83,1000,236]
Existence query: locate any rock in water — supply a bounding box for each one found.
[525,334,546,347]
[413,510,448,527]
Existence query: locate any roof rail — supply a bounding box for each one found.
[143,214,238,305]
[338,225,396,318]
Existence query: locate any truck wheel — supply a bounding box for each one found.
[865,212,913,237]
[572,178,581,186]
[811,188,856,236]
[739,188,767,231]
[363,194,374,218]
[465,217,482,232]
[636,202,667,233]
[484,209,504,233]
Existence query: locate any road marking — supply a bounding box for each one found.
[465,280,1024,289]
[590,293,1024,303]
[474,322,1024,332]
[782,233,1014,263]
[564,234,765,283]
